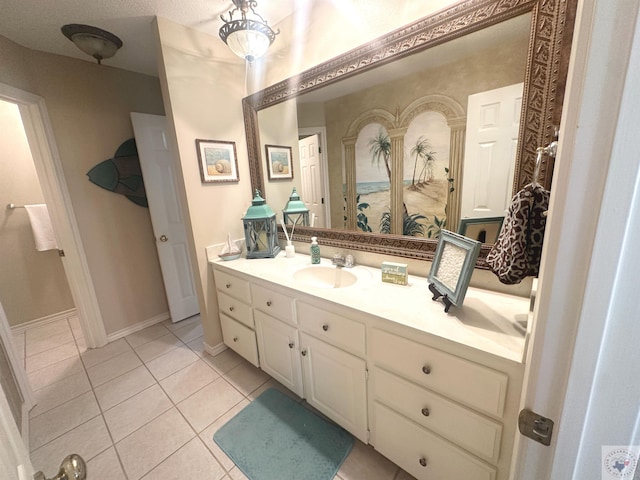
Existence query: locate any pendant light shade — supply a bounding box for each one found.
[219,0,278,62]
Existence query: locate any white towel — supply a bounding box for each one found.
[24,204,58,251]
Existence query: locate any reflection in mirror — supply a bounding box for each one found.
[244,0,576,267]
[260,13,530,243]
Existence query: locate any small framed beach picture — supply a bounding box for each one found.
[196,139,239,183]
[265,144,293,180]
[427,230,481,312]
[458,216,504,244]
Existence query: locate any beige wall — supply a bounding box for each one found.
[0,35,169,335]
[155,17,253,347]
[258,99,302,214]
[0,101,74,326]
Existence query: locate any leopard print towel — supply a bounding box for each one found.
[486,184,550,284]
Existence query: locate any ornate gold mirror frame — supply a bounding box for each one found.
[243,0,577,268]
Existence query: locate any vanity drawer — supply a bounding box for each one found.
[217,292,253,328]
[214,269,251,304]
[373,367,502,463]
[371,402,496,480]
[371,329,508,417]
[251,284,295,325]
[297,302,366,357]
[220,313,259,367]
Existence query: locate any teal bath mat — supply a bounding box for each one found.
[213,388,354,480]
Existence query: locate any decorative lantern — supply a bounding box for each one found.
[243,190,281,259]
[282,187,310,227]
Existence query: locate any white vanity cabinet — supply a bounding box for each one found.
[252,284,303,397]
[297,301,368,442]
[213,269,259,367]
[369,328,523,480]
[212,256,527,480]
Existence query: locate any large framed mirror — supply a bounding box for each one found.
[243,0,576,269]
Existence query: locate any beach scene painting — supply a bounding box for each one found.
[354,111,451,236]
[196,139,239,183]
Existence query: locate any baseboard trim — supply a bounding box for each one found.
[106,312,170,343]
[203,340,227,357]
[10,308,77,335]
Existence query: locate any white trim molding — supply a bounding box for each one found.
[9,309,77,336]
[106,312,171,343]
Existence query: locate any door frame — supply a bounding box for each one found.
[0,83,107,348]
[298,127,331,227]
[510,0,639,477]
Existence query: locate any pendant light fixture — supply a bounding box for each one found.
[219,0,279,62]
[61,24,123,64]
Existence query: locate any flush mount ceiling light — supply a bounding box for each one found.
[219,0,279,62]
[61,24,123,64]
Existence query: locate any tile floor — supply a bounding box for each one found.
[13,314,415,480]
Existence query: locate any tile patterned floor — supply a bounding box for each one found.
[13,314,415,480]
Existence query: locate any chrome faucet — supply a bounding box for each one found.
[332,253,354,268]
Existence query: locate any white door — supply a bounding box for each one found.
[0,300,34,479]
[130,113,199,323]
[255,311,303,397]
[298,134,325,227]
[461,83,524,220]
[300,332,367,442]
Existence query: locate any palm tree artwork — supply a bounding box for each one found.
[367,128,426,236]
[409,136,437,189]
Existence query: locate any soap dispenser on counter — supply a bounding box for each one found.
[310,237,321,264]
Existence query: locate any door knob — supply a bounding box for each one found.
[159,234,168,242]
[33,454,86,480]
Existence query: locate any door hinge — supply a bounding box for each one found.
[518,408,554,446]
[318,146,322,154]
[58,249,65,257]
[365,367,369,381]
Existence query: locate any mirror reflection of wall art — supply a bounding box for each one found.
[458,216,505,244]
[265,145,293,181]
[428,230,481,312]
[196,139,239,183]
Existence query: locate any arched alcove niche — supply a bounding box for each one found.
[342,95,465,235]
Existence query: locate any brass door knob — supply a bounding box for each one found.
[159,234,168,242]
[422,365,431,375]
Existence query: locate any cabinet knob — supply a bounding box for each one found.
[289,342,294,349]
[419,457,428,467]
[322,324,329,331]
[422,365,431,375]
[266,301,272,307]
[229,306,234,312]
[233,336,238,342]
[301,350,307,356]
[225,283,231,289]
[421,407,430,417]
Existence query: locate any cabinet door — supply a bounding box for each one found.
[220,313,259,367]
[300,332,367,442]
[255,310,303,397]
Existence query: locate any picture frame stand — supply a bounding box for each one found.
[428,283,454,313]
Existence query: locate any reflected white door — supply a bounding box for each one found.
[299,134,325,227]
[130,113,199,323]
[461,83,524,220]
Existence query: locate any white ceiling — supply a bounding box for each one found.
[0,0,299,77]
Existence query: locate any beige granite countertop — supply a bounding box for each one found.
[211,252,530,364]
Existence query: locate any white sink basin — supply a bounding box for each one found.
[293,265,358,289]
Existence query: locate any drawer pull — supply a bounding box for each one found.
[422,365,431,375]
[266,301,272,307]
[225,283,231,289]
[322,324,329,331]
[229,306,234,312]
[421,407,430,417]
[301,349,307,356]
[233,336,239,342]
[289,342,294,349]
[419,457,428,467]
